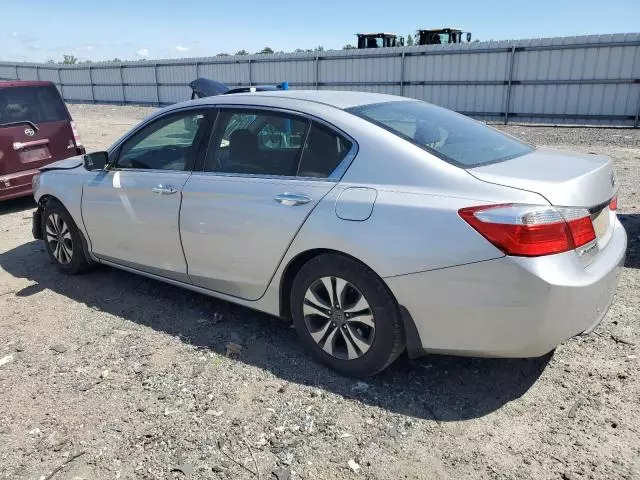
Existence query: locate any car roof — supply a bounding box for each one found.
[0,80,55,89]
[211,90,413,110]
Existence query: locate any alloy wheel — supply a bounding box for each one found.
[303,276,375,360]
[45,213,73,265]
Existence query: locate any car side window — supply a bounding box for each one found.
[117,111,207,171]
[205,110,309,176]
[297,123,353,178]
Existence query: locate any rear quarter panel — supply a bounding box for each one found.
[284,185,506,278]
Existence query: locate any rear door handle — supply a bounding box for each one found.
[274,193,312,206]
[152,184,177,195]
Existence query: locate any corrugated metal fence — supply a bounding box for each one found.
[2,33,639,126]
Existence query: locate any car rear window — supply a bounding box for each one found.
[0,85,69,127]
[346,101,533,168]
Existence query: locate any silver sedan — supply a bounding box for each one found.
[31,91,626,377]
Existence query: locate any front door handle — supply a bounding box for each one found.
[274,193,312,206]
[152,184,177,195]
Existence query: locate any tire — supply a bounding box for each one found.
[290,253,405,377]
[41,199,95,275]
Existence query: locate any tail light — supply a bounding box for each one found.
[459,204,596,257]
[609,195,617,211]
[70,121,85,154]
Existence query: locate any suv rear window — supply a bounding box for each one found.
[0,85,69,127]
[346,101,533,168]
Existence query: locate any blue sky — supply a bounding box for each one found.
[2,0,639,62]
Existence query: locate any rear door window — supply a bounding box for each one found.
[0,85,68,126]
[206,109,309,176]
[297,123,353,178]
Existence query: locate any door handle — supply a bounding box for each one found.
[152,185,178,195]
[274,193,312,206]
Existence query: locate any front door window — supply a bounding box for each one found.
[117,111,207,171]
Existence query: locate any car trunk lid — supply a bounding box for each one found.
[468,147,617,251]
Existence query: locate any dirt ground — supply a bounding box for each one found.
[1,104,639,480]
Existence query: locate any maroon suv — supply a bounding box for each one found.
[0,80,84,201]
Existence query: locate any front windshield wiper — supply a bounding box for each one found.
[0,120,39,131]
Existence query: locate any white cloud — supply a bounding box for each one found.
[76,45,95,52]
[12,32,19,37]
[136,48,149,58]
[175,45,189,52]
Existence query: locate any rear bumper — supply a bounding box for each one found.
[386,219,627,358]
[0,168,38,201]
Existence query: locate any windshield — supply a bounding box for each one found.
[0,85,69,127]
[346,101,533,168]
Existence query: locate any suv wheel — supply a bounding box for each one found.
[42,199,94,274]
[290,254,405,377]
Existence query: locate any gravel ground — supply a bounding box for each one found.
[0,104,639,480]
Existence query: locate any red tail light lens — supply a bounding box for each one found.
[609,195,617,211]
[459,204,596,257]
[71,121,83,148]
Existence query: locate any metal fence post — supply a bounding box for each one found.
[154,63,160,106]
[503,45,516,125]
[634,90,640,128]
[315,56,319,89]
[248,59,252,86]
[120,65,126,104]
[14,65,19,79]
[58,68,64,100]
[400,51,406,96]
[88,66,95,103]
[195,61,200,79]
[35,66,40,81]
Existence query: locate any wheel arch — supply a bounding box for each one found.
[278,248,424,357]
[37,193,58,208]
[38,194,94,265]
[279,248,392,318]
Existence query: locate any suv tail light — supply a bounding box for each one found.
[609,195,617,211]
[459,204,596,257]
[70,121,85,154]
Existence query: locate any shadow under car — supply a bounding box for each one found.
[0,240,551,421]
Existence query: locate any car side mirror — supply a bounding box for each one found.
[83,151,109,171]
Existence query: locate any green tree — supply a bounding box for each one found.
[235,49,248,56]
[112,58,122,62]
[46,59,55,64]
[216,52,230,57]
[62,54,78,64]
[314,46,324,52]
[342,44,356,50]
[257,46,274,55]
[406,34,414,46]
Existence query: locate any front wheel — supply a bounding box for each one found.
[290,254,405,377]
[42,199,95,274]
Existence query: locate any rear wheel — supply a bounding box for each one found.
[42,199,94,274]
[290,254,405,377]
